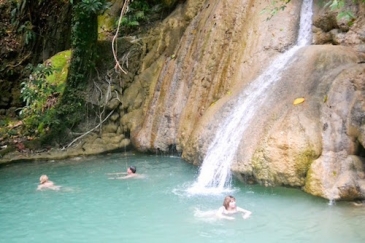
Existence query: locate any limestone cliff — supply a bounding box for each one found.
[113,0,365,200]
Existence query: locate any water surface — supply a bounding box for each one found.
[0,153,364,243]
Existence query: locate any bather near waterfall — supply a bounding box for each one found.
[216,195,252,220]
[107,165,145,179]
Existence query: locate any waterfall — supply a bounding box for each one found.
[188,0,313,194]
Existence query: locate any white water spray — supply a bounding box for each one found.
[188,0,313,194]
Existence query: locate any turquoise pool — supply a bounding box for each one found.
[0,153,364,242]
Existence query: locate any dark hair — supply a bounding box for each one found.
[129,166,136,173]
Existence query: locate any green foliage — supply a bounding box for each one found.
[325,0,358,20]
[0,119,7,127]
[36,0,108,143]
[81,0,110,14]
[17,21,35,45]
[10,0,36,46]
[327,0,345,9]
[10,1,44,34]
[20,64,54,106]
[20,64,62,136]
[261,0,291,20]
[262,0,364,21]
[46,50,72,85]
[120,0,151,30]
[338,10,356,21]
[72,0,110,15]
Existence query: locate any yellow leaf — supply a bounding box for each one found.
[293,97,305,105]
[323,95,328,103]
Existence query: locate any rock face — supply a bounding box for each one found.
[131,0,301,151]
[115,0,365,200]
[239,45,365,200]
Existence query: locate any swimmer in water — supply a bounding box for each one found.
[216,195,252,220]
[37,175,61,190]
[108,166,144,179]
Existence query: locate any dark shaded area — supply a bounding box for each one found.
[0,0,71,114]
[356,140,365,158]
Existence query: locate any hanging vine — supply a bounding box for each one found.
[112,0,132,74]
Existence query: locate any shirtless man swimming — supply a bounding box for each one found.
[107,166,144,179]
[37,175,61,190]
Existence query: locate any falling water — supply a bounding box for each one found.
[188,0,313,194]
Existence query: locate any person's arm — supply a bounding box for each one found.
[48,185,61,190]
[237,207,252,219]
[106,172,127,175]
[216,207,235,220]
[109,174,135,180]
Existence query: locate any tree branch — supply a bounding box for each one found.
[63,110,114,149]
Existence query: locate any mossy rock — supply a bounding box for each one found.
[294,148,317,176]
[46,50,72,87]
[20,50,71,137]
[98,14,115,40]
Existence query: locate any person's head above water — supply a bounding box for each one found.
[223,195,236,210]
[39,175,49,184]
[128,166,136,174]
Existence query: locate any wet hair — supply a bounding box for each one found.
[223,195,236,209]
[39,175,49,184]
[129,166,136,173]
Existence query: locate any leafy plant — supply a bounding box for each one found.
[20,64,54,106]
[261,0,291,20]
[325,0,357,20]
[17,21,35,45]
[119,0,151,30]
[81,0,110,14]
[36,0,110,142]
[20,63,62,135]
[10,0,36,45]
[71,0,110,15]
[262,0,364,21]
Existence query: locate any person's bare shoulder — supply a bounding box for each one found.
[37,182,61,191]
